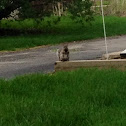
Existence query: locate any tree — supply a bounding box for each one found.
[68,0,94,22]
[0,0,93,22]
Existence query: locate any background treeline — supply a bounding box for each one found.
[0,0,93,36]
[1,0,126,36]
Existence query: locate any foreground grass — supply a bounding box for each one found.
[0,16,126,50]
[1,68,126,125]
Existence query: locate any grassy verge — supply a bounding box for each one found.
[1,16,126,51]
[0,68,126,125]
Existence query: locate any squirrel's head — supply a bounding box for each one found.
[63,45,68,52]
[63,44,68,49]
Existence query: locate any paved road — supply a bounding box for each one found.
[0,35,126,79]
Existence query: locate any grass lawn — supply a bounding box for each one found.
[1,68,126,126]
[0,16,126,51]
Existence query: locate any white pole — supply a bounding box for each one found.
[101,0,109,60]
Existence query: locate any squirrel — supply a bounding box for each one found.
[58,45,69,61]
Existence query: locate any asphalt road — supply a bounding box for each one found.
[0,35,126,79]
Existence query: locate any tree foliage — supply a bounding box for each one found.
[0,0,93,22]
[68,0,94,23]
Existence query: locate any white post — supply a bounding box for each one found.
[101,0,108,60]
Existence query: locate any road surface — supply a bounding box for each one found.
[0,35,126,79]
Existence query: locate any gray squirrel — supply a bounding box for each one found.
[58,45,69,61]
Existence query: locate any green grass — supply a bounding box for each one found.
[1,68,126,125]
[1,16,126,51]
[95,0,109,5]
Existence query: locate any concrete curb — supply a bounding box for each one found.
[55,59,126,71]
[102,51,121,60]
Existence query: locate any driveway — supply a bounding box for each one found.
[0,35,126,79]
